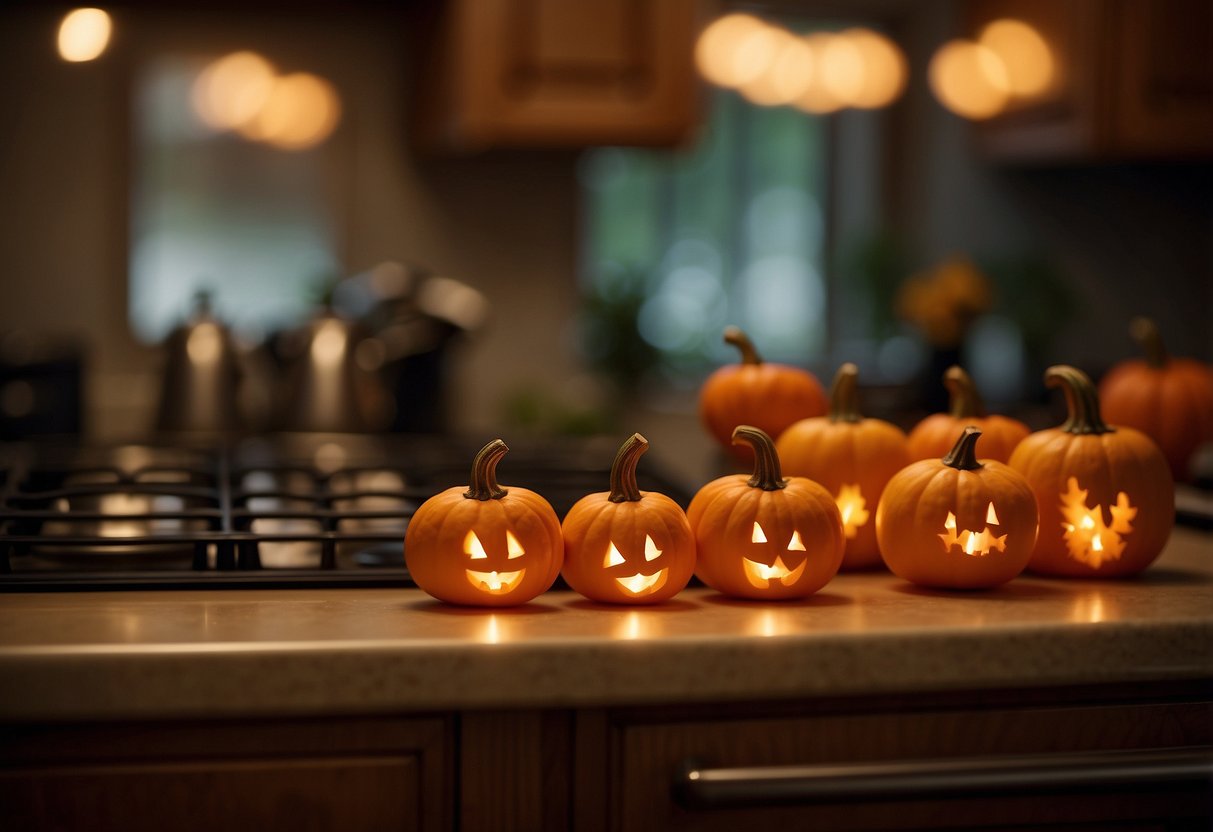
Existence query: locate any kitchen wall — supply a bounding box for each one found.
[1,2,1209,486]
[0,4,587,442]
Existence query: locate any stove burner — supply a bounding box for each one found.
[0,435,691,591]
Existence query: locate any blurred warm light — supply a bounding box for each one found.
[929,39,1010,120]
[739,29,815,106]
[695,13,780,89]
[819,32,865,105]
[310,318,348,368]
[842,28,907,108]
[192,51,276,131]
[240,72,342,150]
[979,18,1055,98]
[185,322,222,365]
[792,33,843,114]
[57,8,112,62]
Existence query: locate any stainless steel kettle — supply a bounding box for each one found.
[154,293,243,436]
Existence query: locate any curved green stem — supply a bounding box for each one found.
[723,326,763,366]
[944,365,986,419]
[608,433,648,503]
[942,426,984,471]
[1045,365,1112,435]
[732,425,787,491]
[463,439,509,501]
[829,362,863,424]
[1130,317,1167,368]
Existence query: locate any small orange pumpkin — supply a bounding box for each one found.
[876,426,1038,589]
[1098,317,1213,482]
[1009,365,1174,578]
[688,425,844,600]
[405,439,563,606]
[907,365,1029,463]
[560,434,696,604]
[775,362,910,571]
[698,326,826,463]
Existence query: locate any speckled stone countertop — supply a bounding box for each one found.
[1,529,1210,722]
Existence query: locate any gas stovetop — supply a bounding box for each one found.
[0,434,691,592]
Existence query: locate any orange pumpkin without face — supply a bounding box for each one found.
[1009,365,1174,578]
[405,439,563,606]
[877,426,1038,589]
[688,425,844,600]
[776,362,910,571]
[561,434,696,604]
[907,365,1029,463]
[1099,317,1213,482]
[698,326,826,463]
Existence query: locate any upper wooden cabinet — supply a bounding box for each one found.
[413,0,704,153]
[970,0,1213,162]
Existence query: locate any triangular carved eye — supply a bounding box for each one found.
[604,542,625,568]
[644,535,662,561]
[751,522,767,544]
[506,530,525,559]
[787,531,806,551]
[465,530,488,560]
[986,503,1000,525]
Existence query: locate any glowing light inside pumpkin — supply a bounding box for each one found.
[465,530,488,559]
[751,522,767,543]
[506,530,525,558]
[465,568,526,594]
[615,569,669,596]
[742,555,806,588]
[938,505,1007,557]
[835,484,870,539]
[1060,477,1136,568]
[604,542,625,568]
[743,522,810,587]
[644,535,662,561]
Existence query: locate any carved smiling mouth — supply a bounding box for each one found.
[465,568,526,594]
[614,568,668,596]
[742,556,806,588]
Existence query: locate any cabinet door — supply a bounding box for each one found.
[1108,0,1213,158]
[591,698,1213,832]
[0,717,452,832]
[415,0,702,151]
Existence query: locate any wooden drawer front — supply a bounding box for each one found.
[0,717,451,832]
[609,701,1213,832]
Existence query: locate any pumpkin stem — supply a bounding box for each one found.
[464,439,509,501]
[942,426,984,471]
[1129,317,1168,369]
[829,362,863,424]
[1045,365,1113,435]
[723,326,763,366]
[732,425,787,491]
[944,365,987,419]
[608,433,648,503]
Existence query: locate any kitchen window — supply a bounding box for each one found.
[579,88,828,391]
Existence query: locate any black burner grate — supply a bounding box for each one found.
[0,435,693,591]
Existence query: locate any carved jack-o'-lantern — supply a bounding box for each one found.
[561,434,696,604]
[775,362,910,570]
[877,426,1038,589]
[1009,365,1173,578]
[405,439,563,606]
[688,426,844,600]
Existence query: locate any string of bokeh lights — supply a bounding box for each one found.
[696,12,1056,120]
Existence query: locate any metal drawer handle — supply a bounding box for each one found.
[674,747,1213,809]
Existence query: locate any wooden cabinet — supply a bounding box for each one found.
[970,0,1213,161]
[412,0,703,152]
[0,717,453,832]
[2,683,1209,831]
